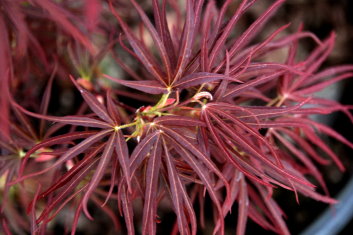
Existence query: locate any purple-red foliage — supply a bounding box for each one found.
[1,0,353,235]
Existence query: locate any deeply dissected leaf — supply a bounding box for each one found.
[154,115,205,127]
[130,131,161,177]
[12,98,112,129]
[173,0,195,82]
[163,139,196,235]
[36,157,99,223]
[15,129,112,183]
[106,90,121,125]
[19,131,98,176]
[223,70,286,99]
[82,132,116,219]
[152,0,176,69]
[120,183,135,235]
[173,72,242,89]
[69,75,114,124]
[130,0,172,83]
[228,0,285,59]
[104,74,169,94]
[257,185,290,235]
[271,129,328,194]
[207,110,314,188]
[142,135,162,235]
[168,137,226,234]
[237,176,249,235]
[160,126,230,192]
[109,1,166,85]
[39,144,105,199]
[115,130,131,192]
[208,0,254,68]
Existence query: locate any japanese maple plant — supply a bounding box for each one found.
[1,0,353,234]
